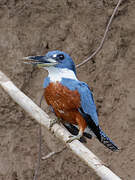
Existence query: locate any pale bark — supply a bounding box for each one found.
[0,71,122,180]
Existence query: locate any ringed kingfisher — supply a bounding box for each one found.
[23,50,118,151]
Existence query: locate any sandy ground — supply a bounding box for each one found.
[0,0,135,179]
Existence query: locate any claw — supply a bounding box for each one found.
[49,118,61,130]
[66,130,83,143]
[66,135,81,143]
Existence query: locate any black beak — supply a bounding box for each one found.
[22,55,58,67]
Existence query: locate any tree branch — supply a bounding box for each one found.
[0,71,121,180]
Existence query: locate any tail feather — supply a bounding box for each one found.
[79,108,118,151]
[98,128,118,151]
[85,116,118,151]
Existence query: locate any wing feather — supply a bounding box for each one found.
[60,78,99,126]
[77,82,99,126]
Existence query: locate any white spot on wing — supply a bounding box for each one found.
[58,110,64,114]
[53,54,57,58]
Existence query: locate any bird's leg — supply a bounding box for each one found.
[66,114,86,143]
[49,117,61,130]
[66,129,83,143]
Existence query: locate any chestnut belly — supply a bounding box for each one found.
[44,82,81,124]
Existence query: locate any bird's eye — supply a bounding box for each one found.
[57,54,65,60]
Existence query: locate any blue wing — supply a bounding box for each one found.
[61,78,99,126]
[77,82,99,126]
[59,78,118,151]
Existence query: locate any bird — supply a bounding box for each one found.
[23,50,118,151]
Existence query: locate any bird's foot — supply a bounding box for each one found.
[49,118,61,130]
[66,130,83,143]
[66,134,82,143]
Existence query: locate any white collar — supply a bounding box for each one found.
[44,67,78,82]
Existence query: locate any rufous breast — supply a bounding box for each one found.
[44,82,81,124]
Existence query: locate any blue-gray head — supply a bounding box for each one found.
[23,50,76,74]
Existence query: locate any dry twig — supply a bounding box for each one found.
[33,94,44,180]
[33,94,66,179]
[76,0,123,68]
[42,147,67,160]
